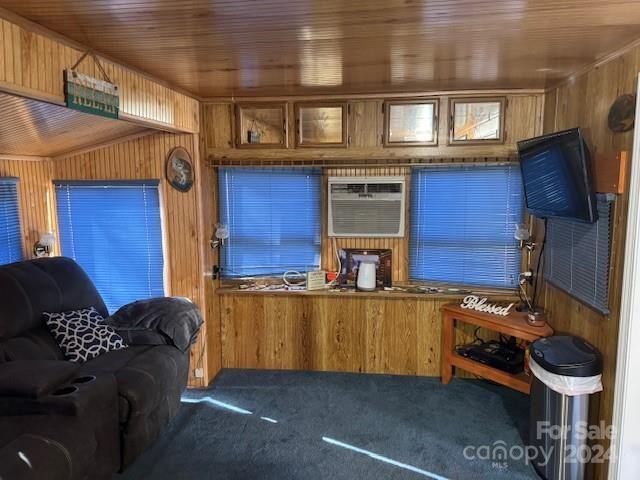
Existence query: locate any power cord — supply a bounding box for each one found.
[455,327,485,350]
[532,218,549,308]
[329,237,342,286]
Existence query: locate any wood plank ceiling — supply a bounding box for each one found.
[0,93,149,157]
[1,1,640,97]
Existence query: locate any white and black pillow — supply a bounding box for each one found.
[44,307,127,363]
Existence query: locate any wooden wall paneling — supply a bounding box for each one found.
[504,95,545,145]
[202,103,234,150]
[540,43,640,480]
[192,128,221,385]
[219,293,497,377]
[542,90,558,134]
[314,297,367,372]
[349,100,382,148]
[365,298,418,375]
[322,166,410,282]
[221,294,261,369]
[0,157,55,258]
[53,132,208,387]
[188,133,210,384]
[0,13,199,133]
[415,299,444,376]
[203,93,544,163]
[198,102,230,381]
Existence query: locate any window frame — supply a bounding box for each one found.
[448,97,507,146]
[383,99,439,147]
[295,102,349,148]
[217,167,322,280]
[53,179,167,313]
[235,102,288,149]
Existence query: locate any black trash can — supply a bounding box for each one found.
[529,336,602,480]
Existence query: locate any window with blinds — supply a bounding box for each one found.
[545,199,612,314]
[0,177,22,265]
[410,164,524,288]
[54,180,165,313]
[219,168,321,278]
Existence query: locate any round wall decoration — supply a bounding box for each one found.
[166,147,194,192]
[608,94,636,133]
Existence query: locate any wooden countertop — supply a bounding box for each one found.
[216,286,519,301]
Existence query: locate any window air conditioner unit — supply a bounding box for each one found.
[328,176,405,237]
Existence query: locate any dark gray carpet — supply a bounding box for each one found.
[117,369,538,480]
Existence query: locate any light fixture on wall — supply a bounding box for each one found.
[514,223,535,283]
[513,222,548,327]
[210,223,229,249]
[514,223,535,251]
[33,231,55,257]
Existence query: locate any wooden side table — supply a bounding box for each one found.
[441,303,554,394]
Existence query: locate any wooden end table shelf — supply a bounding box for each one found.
[441,303,553,394]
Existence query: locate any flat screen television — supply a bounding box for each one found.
[517,128,597,223]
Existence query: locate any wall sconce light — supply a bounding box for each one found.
[34,231,55,258]
[210,223,229,249]
[514,223,535,251]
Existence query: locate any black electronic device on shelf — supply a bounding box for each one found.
[457,339,525,375]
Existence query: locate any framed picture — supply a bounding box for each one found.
[383,99,438,146]
[449,97,506,145]
[295,102,348,147]
[338,248,392,288]
[165,146,194,192]
[235,103,287,148]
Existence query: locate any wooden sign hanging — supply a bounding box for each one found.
[64,51,119,119]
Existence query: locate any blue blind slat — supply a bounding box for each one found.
[410,165,524,288]
[545,199,612,314]
[0,177,22,265]
[55,181,165,314]
[219,168,321,278]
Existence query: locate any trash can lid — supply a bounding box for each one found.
[530,335,602,377]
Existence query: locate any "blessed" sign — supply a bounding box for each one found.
[460,295,514,317]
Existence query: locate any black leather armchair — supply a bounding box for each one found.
[0,257,202,479]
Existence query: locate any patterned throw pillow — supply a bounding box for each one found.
[44,307,127,363]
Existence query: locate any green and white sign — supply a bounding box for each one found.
[64,69,119,119]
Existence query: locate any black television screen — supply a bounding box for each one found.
[517,128,597,223]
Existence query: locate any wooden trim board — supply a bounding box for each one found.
[593,151,629,195]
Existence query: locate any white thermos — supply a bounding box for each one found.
[356,261,377,291]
